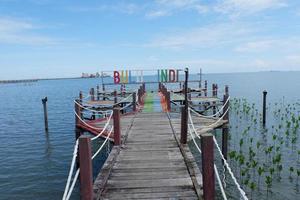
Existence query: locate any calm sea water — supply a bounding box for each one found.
[0,71,300,200]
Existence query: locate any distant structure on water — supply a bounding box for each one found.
[81,72,110,78]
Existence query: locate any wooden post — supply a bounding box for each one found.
[114,90,117,104]
[96,85,100,100]
[79,136,93,200]
[222,85,229,159]
[42,97,48,132]
[102,84,106,100]
[180,68,189,144]
[204,80,207,96]
[201,133,215,200]
[90,88,95,101]
[263,90,267,126]
[79,91,83,103]
[166,91,171,112]
[223,86,229,121]
[215,84,218,97]
[132,92,137,112]
[75,99,82,126]
[113,108,121,145]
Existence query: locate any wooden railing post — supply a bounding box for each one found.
[90,88,95,101]
[113,108,121,145]
[166,91,171,112]
[96,85,100,100]
[79,136,93,200]
[222,85,229,159]
[223,85,229,121]
[201,133,215,200]
[114,90,117,104]
[263,90,267,126]
[180,106,187,144]
[79,91,83,103]
[181,68,189,144]
[75,99,81,126]
[133,92,137,112]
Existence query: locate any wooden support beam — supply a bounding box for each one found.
[90,88,95,101]
[79,136,93,200]
[201,133,215,200]
[113,108,121,145]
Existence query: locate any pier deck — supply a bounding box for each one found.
[94,112,202,199]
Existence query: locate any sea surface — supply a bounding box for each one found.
[0,71,300,200]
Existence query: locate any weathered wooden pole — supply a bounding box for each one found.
[199,68,202,89]
[96,85,100,100]
[113,108,121,145]
[90,88,95,101]
[132,92,137,112]
[75,99,82,126]
[201,133,215,200]
[263,90,267,126]
[215,84,218,97]
[180,68,189,144]
[204,80,207,96]
[42,97,48,132]
[222,85,229,159]
[114,90,117,104]
[79,91,83,103]
[79,136,93,200]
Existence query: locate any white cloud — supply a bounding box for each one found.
[145,0,208,19]
[216,0,288,16]
[145,10,170,19]
[235,37,300,53]
[0,17,58,45]
[146,22,254,49]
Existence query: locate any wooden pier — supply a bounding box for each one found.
[62,70,246,200]
[94,112,202,199]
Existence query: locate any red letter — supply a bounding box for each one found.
[114,71,120,84]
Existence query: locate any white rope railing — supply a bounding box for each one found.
[63,110,114,200]
[191,107,229,131]
[120,102,132,111]
[188,110,248,200]
[62,141,79,200]
[75,100,112,114]
[74,110,113,133]
[92,126,113,159]
[189,96,230,119]
[188,124,227,200]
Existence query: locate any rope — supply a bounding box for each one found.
[119,102,132,111]
[65,169,79,200]
[62,140,79,200]
[74,110,113,135]
[92,126,113,159]
[74,100,112,114]
[194,107,229,130]
[189,96,230,118]
[91,112,113,141]
[188,112,248,200]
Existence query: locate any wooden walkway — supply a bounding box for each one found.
[94,112,202,199]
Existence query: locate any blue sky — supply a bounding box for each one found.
[0,0,300,79]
